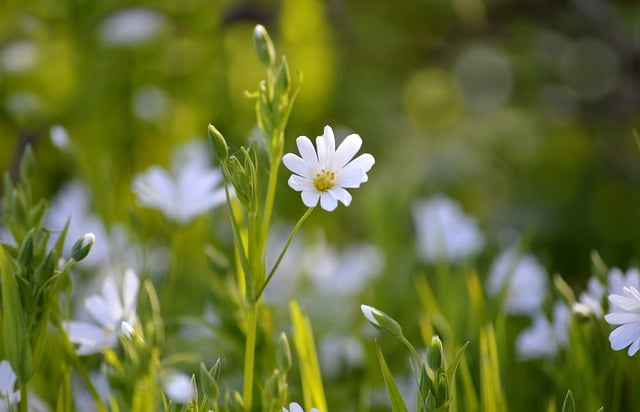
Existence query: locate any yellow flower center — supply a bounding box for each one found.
[313,169,335,191]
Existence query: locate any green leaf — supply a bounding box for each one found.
[375,341,409,412]
[0,246,33,383]
[561,390,575,412]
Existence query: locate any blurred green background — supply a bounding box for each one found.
[1,0,639,292]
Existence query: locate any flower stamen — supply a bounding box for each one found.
[313,169,335,191]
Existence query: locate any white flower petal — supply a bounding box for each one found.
[320,193,338,211]
[283,153,308,177]
[301,190,320,208]
[344,153,375,173]
[85,296,118,328]
[336,168,368,188]
[317,126,336,166]
[605,312,640,325]
[328,187,352,206]
[629,337,640,356]
[288,175,313,192]
[0,361,17,395]
[334,133,362,169]
[609,322,640,350]
[609,294,640,312]
[123,269,139,316]
[296,136,318,167]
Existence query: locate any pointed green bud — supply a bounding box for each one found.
[17,229,34,266]
[71,233,95,261]
[562,390,575,412]
[253,24,276,67]
[426,335,444,371]
[276,332,292,373]
[275,57,291,94]
[208,124,228,163]
[436,372,448,405]
[360,304,403,337]
[19,145,35,183]
[199,362,219,401]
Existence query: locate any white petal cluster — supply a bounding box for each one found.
[282,402,319,412]
[516,302,570,360]
[132,140,226,224]
[0,361,20,408]
[486,247,547,315]
[283,125,374,211]
[412,194,484,263]
[605,286,640,356]
[63,269,140,355]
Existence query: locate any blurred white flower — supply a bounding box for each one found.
[50,124,71,149]
[162,372,196,404]
[283,125,374,211]
[132,140,226,224]
[63,269,140,355]
[574,276,605,317]
[0,360,20,408]
[486,247,547,315]
[319,334,364,378]
[47,181,110,267]
[0,41,39,73]
[303,241,383,295]
[608,267,640,309]
[72,371,111,412]
[282,402,319,412]
[516,302,570,360]
[605,286,640,356]
[412,194,484,263]
[98,8,165,47]
[131,86,169,121]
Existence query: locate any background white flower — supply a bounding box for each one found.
[132,140,226,224]
[516,302,570,360]
[282,125,374,211]
[486,247,548,315]
[282,402,319,412]
[63,269,140,355]
[605,286,640,356]
[412,194,484,263]
[0,360,20,408]
[161,372,196,404]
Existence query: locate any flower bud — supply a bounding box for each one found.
[208,124,228,163]
[253,24,276,67]
[275,57,291,94]
[426,335,444,371]
[360,304,403,337]
[276,332,291,373]
[71,233,95,262]
[17,229,34,266]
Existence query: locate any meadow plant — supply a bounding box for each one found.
[1,22,639,412]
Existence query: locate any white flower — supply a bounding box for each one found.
[412,194,484,263]
[162,372,196,404]
[282,125,374,211]
[47,181,110,267]
[319,335,364,378]
[608,267,640,310]
[605,286,640,356]
[486,247,547,315]
[0,360,20,408]
[282,402,319,412]
[515,302,570,360]
[132,140,226,224]
[98,8,165,47]
[574,276,605,317]
[303,241,383,295]
[63,269,140,355]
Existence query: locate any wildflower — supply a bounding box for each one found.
[516,302,570,360]
[486,247,547,315]
[319,334,364,378]
[162,372,196,404]
[0,360,20,408]
[63,269,140,355]
[132,140,226,224]
[412,194,484,263]
[282,402,319,412]
[573,276,605,317]
[605,286,640,356]
[282,125,374,211]
[608,267,640,310]
[98,7,165,47]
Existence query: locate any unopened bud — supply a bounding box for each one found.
[71,233,95,261]
[276,332,291,373]
[253,24,276,67]
[426,335,444,371]
[208,124,228,163]
[360,304,403,337]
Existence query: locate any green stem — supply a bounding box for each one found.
[400,335,423,370]
[243,303,258,411]
[19,382,27,412]
[253,207,314,302]
[260,155,282,252]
